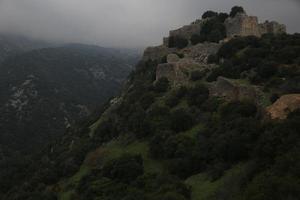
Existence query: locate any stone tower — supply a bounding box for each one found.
[225,13,286,38]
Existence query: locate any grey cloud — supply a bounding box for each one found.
[0,0,299,48]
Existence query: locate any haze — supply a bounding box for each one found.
[0,0,299,48]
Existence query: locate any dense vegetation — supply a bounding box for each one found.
[207,34,300,95]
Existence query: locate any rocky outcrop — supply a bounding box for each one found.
[156,58,205,86]
[167,54,180,63]
[225,13,286,38]
[266,94,300,120]
[142,45,173,61]
[180,43,221,64]
[209,77,262,103]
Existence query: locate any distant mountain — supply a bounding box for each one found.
[0,34,52,63]
[0,44,139,153]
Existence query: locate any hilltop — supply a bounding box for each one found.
[1,6,299,200]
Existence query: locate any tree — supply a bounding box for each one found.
[154,77,170,93]
[230,6,245,18]
[202,10,218,19]
[170,108,195,132]
[187,83,209,107]
[102,154,144,183]
[200,18,226,43]
[191,34,205,45]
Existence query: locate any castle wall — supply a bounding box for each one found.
[225,13,260,38]
[169,22,202,40]
[225,13,286,38]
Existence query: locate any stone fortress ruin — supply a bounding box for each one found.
[162,10,286,45]
[225,12,286,38]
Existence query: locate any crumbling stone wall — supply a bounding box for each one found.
[259,21,286,35]
[225,13,260,37]
[225,13,286,38]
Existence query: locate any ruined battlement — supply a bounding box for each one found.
[163,12,286,46]
[225,13,286,38]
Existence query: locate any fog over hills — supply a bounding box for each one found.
[0,0,299,48]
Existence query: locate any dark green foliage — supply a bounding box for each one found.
[165,86,188,107]
[190,34,205,45]
[102,154,144,183]
[149,130,174,159]
[140,92,156,110]
[190,70,207,81]
[191,10,229,45]
[217,36,260,59]
[229,6,245,17]
[168,36,189,49]
[207,54,219,64]
[95,117,119,141]
[187,84,209,107]
[257,61,278,79]
[202,11,218,19]
[211,34,300,90]
[154,77,170,93]
[170,108,195,132]
[200,18,226,43]
[220,101,257,118]
[218,12,229,23]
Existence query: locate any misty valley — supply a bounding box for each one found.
[0,4,300,200]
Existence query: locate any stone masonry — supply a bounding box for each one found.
[225,13,286,38]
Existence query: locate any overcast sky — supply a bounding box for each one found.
[0,0,299,48]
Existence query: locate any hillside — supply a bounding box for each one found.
[1,6,299,200]
[0,44,139,153]
[0,34,52,63]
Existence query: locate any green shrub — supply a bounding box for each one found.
[218,12,229,22]
[170,108,195,132]
[256,61,278,79]
[229,6,245,17]
[187,83,209,107]
[190,70,207,81]
[220,101,257,118]
[207,54,219,64]
[191,34,205,45]
[200,18,226,43]
[102,154,144,183]
[154,77,170,93]
[165,86,187,107]
[202,10,218,19]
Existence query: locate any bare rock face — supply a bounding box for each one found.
[266,94,300,120]
[156,58,203,86]
[209,77,260,103]
[167,54,180,63]
[225,13,286,38]
[143,45,173,61]
[180,43,221,64]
